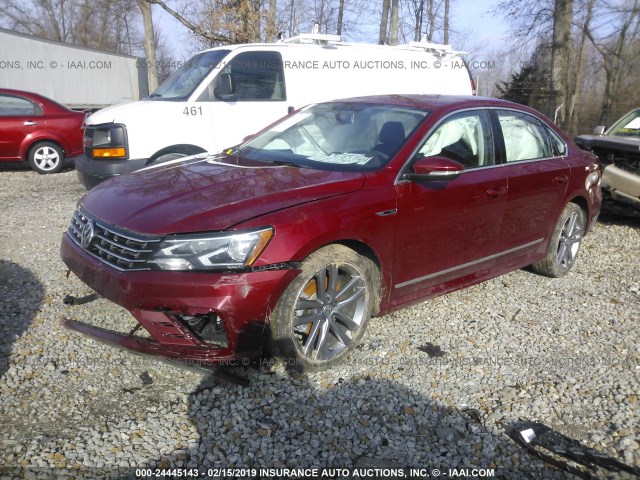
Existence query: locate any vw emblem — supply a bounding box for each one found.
[81,220,95,249]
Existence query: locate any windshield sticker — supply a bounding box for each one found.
[622,117,640,130]
[308,153,374,165]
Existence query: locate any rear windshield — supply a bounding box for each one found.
[150,50,229,100]
[238,102,429,172]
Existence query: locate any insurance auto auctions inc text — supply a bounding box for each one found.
[135,467,496,478]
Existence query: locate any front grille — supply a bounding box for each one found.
[68,209,160,271]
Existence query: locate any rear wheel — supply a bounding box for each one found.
[269,245,377,371]
[28,142,64,174]
[532,203,586,278]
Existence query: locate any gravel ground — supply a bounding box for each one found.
[0,167,638,479]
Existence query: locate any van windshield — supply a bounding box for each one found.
[150,50,229,100]
[609,108,640,137]
[237,102,429,172]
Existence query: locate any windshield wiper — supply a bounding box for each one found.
[265,160,302,168]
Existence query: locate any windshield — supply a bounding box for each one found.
[609,108,640,138]
[150,50,229,100]
[237,102,429,172]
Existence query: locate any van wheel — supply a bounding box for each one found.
[269,245,377,371]
[28,142,64,174]
[531,203,585,278]
[150,146,206,165]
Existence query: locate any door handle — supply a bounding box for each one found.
[23,120,37,126]
[486,187,507,198]
[553,175,568,185]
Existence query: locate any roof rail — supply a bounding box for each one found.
[280,23,341,45]
[404,38,467,56]
[407,41,451,51]
[282,33,342,45]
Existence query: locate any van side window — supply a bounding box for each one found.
[215,51,285,102]
[417,110,494,168]
[496,110,554,162]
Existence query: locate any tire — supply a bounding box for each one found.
[531,203,586,278]
[269,245,377,371]
[28,142,64,174]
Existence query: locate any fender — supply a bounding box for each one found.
[19,131,68,159]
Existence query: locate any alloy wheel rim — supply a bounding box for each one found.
[292,263,367,362]
[34,147,60,171]
[556,212,583,271]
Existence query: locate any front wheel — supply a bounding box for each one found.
[269,245,377,371]
[28,142,64,174]
[532,203,586,278]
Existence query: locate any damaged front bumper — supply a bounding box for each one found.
[60,233,297,365]
[62,316,244,366]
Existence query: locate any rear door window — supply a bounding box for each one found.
[496,110,555,162]
[0,95,41,116]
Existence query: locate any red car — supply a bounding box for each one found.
[60,95,602,370]
[0,88,85,174]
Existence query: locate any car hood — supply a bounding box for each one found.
[86,100,163,125]
[575,134,640,153]
[80,155,366,235]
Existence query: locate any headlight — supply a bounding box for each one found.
[86,124,128,159]
[147,227,273,271]
[585,171,600,191]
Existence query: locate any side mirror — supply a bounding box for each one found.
[593,125,606,135]
[404,156,464,182]
[214,73,235,100]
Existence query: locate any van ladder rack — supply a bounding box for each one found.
[282,33,342,45]
[405,39,467,57]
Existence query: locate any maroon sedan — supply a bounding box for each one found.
[61,95,601,370]
[0,88,85,174]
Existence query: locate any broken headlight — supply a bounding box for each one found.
[147,227,273,271]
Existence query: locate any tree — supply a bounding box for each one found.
[410,0,425,41]
[497,49,551,110]
[566,0,596,135]
[549,0,573,129]
[585,0,640,125]
[0,0,140,54]
[379,0,390,43]
[337,0,345,35]
[443,0,449,44]
[266,0,278,40]
[378,0,399,44]
[136,0,159,92]
[390,0,399,44]
[151,0,262,47]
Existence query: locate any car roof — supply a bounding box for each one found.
[0,88,46,100]
[324,94,524,111]
[0,88,70,111]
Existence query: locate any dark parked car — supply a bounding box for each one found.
[61,95,602,370]
[0,88,86,174]
[575,108,640,213]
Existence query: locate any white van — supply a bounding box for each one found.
[76,34,475,188]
